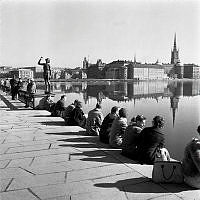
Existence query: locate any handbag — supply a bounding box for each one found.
[152,161,184,183]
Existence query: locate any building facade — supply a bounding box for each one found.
[127,62,165,80]
[10,69,34,79]
[183,64,200,79]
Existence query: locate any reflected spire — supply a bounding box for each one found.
[170,96,179,128]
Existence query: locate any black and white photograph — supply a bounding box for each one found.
[0,0,200,199]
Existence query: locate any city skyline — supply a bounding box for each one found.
[0,0,200,68]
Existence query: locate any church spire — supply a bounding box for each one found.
[134,54,136,63]
[171,33,180,65]
[173,33,177,50]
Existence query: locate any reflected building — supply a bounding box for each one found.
[183,80,200,96]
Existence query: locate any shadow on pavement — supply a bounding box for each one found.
[58,136,137,165]
[94,177,195,193]
[46,131,86,136]
[41,121,65,126]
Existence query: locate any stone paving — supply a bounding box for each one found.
[0,91,199,200]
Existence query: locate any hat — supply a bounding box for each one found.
[136,115,146,122]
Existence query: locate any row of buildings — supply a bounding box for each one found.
[84,34,200,80]
[0,34,200,80]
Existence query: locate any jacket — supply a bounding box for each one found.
[182,138,200,188]
[99,113,118,143]
[109,117,127,148]
[53,99,66,117]
[27,82,36,94]
[67,106,86,127]
[137,126,165,164]
[122,125,143,155]
[86,108,103,136]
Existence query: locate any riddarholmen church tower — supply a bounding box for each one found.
[171,33,180,65]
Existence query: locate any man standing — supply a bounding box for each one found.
[25,79,36,108]
[38,57,51,93]
[10,75,17,100]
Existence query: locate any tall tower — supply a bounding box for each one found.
[171,33,180,65]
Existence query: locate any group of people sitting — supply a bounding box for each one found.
[36,95,200,189]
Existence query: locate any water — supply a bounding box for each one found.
[36,79,200,161]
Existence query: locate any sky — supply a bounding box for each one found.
[0,0,200,68]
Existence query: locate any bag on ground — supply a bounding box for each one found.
[152,161,184,183]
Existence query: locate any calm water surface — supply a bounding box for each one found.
[37,80,200,161]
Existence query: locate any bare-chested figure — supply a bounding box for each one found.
[38,57,51,93]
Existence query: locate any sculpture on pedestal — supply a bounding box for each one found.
[38,57,51,93]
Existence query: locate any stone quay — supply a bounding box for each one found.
[0,90,199,200]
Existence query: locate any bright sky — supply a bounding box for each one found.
[0,0,200,68]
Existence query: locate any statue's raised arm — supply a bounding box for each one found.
[38,57,45,65]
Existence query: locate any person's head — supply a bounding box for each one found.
[46,94,51,99]
[119,108,127,118]
[96,103,101,109]
[152,116,165,128]
[74,99,79,106]
[135,115,146,128]
[76,101,82,108]
[111,106,119,115]
[197,125,200,135]
[45,58,50,63]
[61,95,66,100]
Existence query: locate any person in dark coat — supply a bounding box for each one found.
[99,106,119,144]
[35,95,54,111]
[182,125,200,188]
[10,75,18,100]
[136,116,166,164]
[52,95,67,117]
[121,115,146,159]
[63,99,79,125]
[16,78,24,99]
[67,101,86,128]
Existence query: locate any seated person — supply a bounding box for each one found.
[136,116,169,164]
[35,95,54,111]
[99,106,119,144]
[109,108,128,148]
[182,125,200,189]
[62,99,78,125]
[121,115,146,159]
[51,95,66,117]
[85,103,104,136]
[67,101,86,128]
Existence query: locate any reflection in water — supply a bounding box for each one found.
[49,80,200,128]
